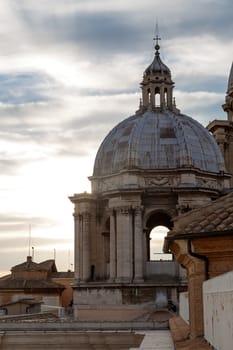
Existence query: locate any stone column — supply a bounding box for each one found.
[74,213,83,282]
[133,206,144,282]
[160,85,165,109]
[150,86,155,107]
[82,212,91,282]
[142,87,149,107]
[116,207,133,282]
[109,210,117,281]
[167,87,173,109]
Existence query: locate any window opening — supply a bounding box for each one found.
[149,225,172,260]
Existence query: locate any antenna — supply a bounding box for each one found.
[68,250,70,271]
[32,246,34,261]
[54,248,56,261]
[28,224,31,256]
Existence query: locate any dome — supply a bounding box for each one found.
[93,39,226,181]
[93,110,225,177]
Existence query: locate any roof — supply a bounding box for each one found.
[169,191,233,235]
[0,275,64,290]
[51,271,74,278]
[11,257,57,273]
[144,49,170,76]
[0,299,42,307]
[93,110,225,177]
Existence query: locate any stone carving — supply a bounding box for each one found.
[197,178,218,190]
[145,175,179,187]
[112,205,143,216]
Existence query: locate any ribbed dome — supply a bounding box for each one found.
[93,110,225,177]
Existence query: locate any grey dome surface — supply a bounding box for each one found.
[144,52,171,76]
[93,111,225,177]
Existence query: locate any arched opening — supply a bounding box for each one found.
[150,225,171,260]
[155,87,160,107]
[164,88,168,107]
[145,211,173,261]
[147,88,151,105]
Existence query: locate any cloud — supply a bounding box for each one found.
[174,90,226,125]
[0,212,58,234]
[0,72,53,104]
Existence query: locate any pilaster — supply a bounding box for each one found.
[82,212,91,281]
[109,210,117,281]
[115,206,133,282]
[133,206,144,282]
[187,259,206,339]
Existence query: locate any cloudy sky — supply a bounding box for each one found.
[0,0,232,275]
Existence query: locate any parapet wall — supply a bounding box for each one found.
[203,271,233,350]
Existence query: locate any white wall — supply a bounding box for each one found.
[203,271,233,350]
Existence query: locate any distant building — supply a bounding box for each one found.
[0,256,74,315]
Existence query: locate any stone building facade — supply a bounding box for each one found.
[164,62,233,339]
[207,63,233,186]
[164,192,233,339]
[0,257,74,315]
[69,40,231,320]
[0,257,64,314]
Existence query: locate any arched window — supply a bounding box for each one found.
[145,211,173,261]
[147,88,151,104]
[155,87,160,107]
[149,225,172,260]
[164,88,168,107]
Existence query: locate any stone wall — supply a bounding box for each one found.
[0,331,144,350]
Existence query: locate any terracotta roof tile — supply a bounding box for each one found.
[0,276,64,290]
[171,191,233,234]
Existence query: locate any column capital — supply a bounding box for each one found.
[81,211,91,220]
[112,205,143,216]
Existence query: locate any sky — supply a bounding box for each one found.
[0,0,233,276]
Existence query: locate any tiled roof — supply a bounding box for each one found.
[171,192,233,234]
[0,276,64,290]
[0,299,42,307]
[11,258,57,273]
[51,271,74,278]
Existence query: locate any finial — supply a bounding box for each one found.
[153,22,161,54]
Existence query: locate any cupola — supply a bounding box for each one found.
[139,36,176,112]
